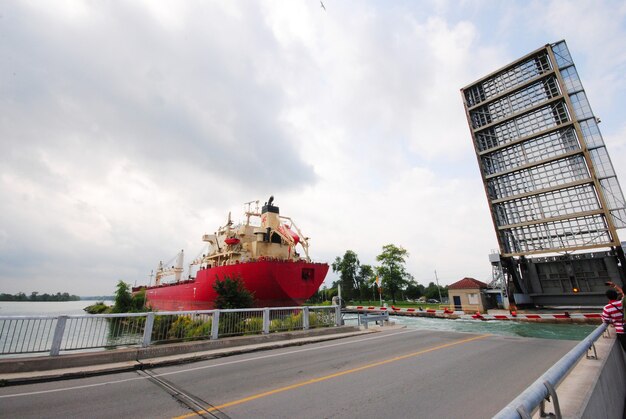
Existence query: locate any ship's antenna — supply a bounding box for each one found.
[244,200,260,212]
[244,200,260,224]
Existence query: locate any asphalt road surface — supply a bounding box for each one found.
[0,328,577,418]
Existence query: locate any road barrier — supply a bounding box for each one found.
[348,306,602,322]
[357,312,389,329]
[0,306,340,356]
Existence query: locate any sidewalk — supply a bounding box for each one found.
[0,325,377,385]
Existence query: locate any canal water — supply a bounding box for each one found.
[0,301,125,356]
[347,315,598,341]
[0,300,114,316]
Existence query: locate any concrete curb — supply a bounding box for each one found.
[0,326,377,385]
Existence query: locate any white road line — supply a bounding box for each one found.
[0,328,422,399]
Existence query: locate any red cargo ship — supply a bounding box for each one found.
[134,197,328,310]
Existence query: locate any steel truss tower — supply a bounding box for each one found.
[461,40,626,306]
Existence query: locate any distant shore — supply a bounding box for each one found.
[0,293,113,302]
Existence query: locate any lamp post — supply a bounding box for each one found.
[434,270,443,303]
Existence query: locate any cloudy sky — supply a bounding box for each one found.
[2,0,626,295]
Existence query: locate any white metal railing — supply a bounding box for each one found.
[0,306,340,356]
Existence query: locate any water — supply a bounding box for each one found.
[0,301,122,356]
[346,315,597,341]
[0,302,597,344]
[0,300,114,316]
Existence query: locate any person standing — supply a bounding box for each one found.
[602,283,626,351]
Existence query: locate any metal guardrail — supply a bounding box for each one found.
[493,323,608,419]
[357,312,389,329]
[0,306,340,356]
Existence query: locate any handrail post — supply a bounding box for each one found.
[263,308,270,334]
[335,305,342,326]
[211,310,220,340]
[142,313,155,347]
[50,316,67,356]
[540,381,562,419]
[303,307,310,330]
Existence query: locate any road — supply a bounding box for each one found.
[0,328,577,418]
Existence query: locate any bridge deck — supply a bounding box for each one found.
[0,327,578,418]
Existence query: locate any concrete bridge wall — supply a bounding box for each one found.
[558,333,626,418]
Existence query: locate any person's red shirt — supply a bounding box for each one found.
[602,299,624,334]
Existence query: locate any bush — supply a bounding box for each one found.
[309,311,334,328]
[243,317,264,335]
[269,312,303,332]
[168,316,193,340]
[186,319,212,339]
[131,289,146,311]
[283,312,303,330]
[83,301,110,314]
[270,318,283,332]
[151,315,175,341]
[156,315,214,341]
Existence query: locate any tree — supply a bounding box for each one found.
[131,289,146,311]
[213,276,255,309]
[405,280,425,301]
[376,244,412,304]
[424,282,447,301]
[332,250,360,301]
[356,264,375,302]
[0,291,80,302]
[113,280,133,313]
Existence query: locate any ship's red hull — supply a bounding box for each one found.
[142,260,329,311]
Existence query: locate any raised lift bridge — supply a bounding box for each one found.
[461,40,626,306]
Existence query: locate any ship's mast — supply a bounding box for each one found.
[244,200,260,225]
[154,250,184,285]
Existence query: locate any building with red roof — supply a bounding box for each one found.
[448,277,490,313]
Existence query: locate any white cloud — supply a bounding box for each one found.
[1,0,626,295]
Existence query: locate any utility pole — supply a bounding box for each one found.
[434,270,443,303]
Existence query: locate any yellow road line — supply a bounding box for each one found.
[173,333,490,418]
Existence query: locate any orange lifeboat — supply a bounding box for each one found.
[279,224,300,245]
